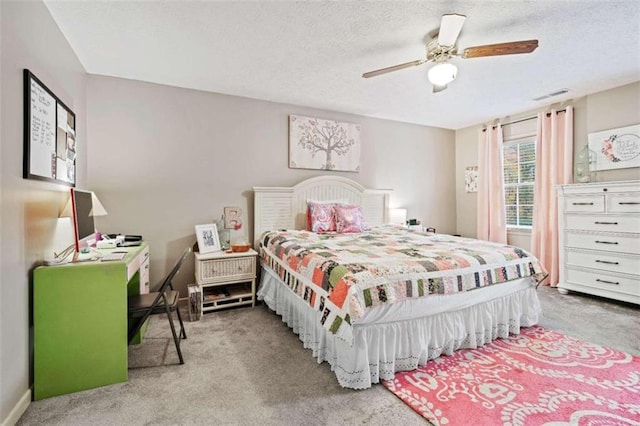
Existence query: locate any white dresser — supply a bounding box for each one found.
[558,181,640,304]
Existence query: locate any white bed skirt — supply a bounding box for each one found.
[257,266,541,389]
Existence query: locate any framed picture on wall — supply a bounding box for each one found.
[588,124,640,171]
[23,69,77,186]
[195,224,221,254]
[289,115,361,172]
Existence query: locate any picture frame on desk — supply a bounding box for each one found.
[195,223,221,254]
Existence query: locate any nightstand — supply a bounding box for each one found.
[194,249,257,313]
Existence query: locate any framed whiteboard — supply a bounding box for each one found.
[23,69,76,186]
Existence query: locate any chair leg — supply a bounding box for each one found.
[175,305,187,340]
[165,305,184,364]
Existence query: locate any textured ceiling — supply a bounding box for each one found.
[44,0,640,130]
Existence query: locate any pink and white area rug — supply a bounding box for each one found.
[382,326,640,425]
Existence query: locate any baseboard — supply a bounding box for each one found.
[1,389,31,426]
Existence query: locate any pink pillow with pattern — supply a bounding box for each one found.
[334,205,367,233]
[308,202,336,233]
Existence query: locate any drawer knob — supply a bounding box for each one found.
[572,202,594,206]
[595,240,619,245]
[594,221,618,225]
[595,260,619,265]
[596,278,619,285]
[619,202,640,205]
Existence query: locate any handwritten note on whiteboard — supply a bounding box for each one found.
[29,78,56,178]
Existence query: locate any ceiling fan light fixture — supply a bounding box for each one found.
[428,63,457,86]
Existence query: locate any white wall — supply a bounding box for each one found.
[455,81,640,250]
[87,76,457,295]
[0,1,87,423]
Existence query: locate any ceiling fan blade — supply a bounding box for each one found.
[461,39,539,58]
[437,14,466,47]
[362,59,427,78]
[432,84,448,93]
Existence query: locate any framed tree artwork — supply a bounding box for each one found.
[23,69,77,186]
[289,115,361,172]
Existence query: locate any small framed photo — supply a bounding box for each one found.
[195,224,221,254]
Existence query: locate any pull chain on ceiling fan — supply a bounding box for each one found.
[362,13,539,93]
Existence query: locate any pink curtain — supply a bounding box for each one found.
[531,107,573,286]
[477,125,507,244]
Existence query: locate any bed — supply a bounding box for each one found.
[253,176,545,389]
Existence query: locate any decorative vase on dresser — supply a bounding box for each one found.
[557,180,640,304]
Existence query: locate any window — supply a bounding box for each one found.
[503,138,536,227]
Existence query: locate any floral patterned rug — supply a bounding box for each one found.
[382,326,640,425]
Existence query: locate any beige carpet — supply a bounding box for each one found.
[18,285,639,425]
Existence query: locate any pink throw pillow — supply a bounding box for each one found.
[308,202,336,233]
[334,205,367,233]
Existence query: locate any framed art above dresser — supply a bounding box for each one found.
[557,180,640,304]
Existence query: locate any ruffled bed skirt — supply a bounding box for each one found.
[257,266,541,389]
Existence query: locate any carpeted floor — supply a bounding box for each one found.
[17,285,639,425]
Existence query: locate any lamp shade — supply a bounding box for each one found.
[389,208,407,225]
[90,192,108,217]
[59,191,108,217]
[428,63,457,86]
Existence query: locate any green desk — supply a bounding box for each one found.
[33,242,149,400]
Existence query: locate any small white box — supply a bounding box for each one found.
[96,240,117,249]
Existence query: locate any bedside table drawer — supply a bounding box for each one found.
[196,256,256,284]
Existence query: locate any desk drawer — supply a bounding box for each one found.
[565,231,640,255]
[139,256,150,294]
[564,195,605,213]
[565,249,640,276]
[566,268,640,298]
[565,215,640,233]
[127,246,150,282]
[196,256,256,284]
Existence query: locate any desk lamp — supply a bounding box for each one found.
[389,208,408,226]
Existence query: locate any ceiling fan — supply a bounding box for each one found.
[362,14,539,93]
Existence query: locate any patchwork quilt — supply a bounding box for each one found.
[260,226,547,344]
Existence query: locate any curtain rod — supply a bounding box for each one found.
[482,108,567,132]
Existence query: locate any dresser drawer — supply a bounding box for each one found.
[565,215,640,233]
[565,249,640,276]
[196,256,256,284]
[565,231,640,255]
[607,193,640,213]
[566,268,640,298]
[564,195,605,213]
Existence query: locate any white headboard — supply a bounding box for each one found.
[253,176,391,248]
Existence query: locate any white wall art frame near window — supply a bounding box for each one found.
[289,115,361,172]
[465,166,478,193]
[588,124,640,171]
[195,223,221,254]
